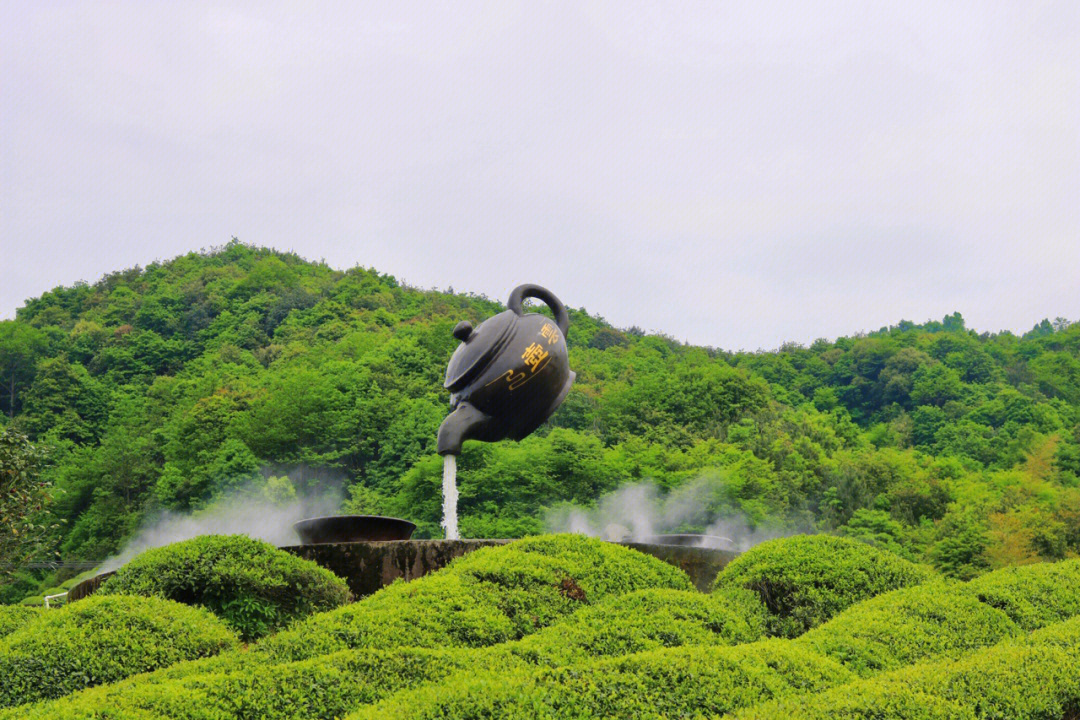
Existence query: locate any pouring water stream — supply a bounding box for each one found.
[442,454,459,540]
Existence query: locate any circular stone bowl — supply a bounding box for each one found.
[293,515,417,544]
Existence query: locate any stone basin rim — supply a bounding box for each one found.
[293,515,417,544]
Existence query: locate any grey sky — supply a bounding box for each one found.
[2,1,1077,350]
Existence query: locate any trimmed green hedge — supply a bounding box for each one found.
[734,678,978,719]
[0,594,238,708]
[0,589,761,720]
[736,615,1080,720]
[0,605,42,638]
[796,582,1019,675]
[257,534,694,661]
[961,558,1080,630]
[506,586,767,666]
[100,534,351,640]
[898,616,1080,720]
[27,538,1080,720]
[2,646,505,720]
[713,534,933,638]
[349,639,853,720]
[0,537,696,720]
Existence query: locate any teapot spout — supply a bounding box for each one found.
[437,402,491,456]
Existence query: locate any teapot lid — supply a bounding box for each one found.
[444,310,517,392]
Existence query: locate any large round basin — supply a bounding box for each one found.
[642,533,736,550]
[293,515,416,544]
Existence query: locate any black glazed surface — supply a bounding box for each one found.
[293,515,417,544]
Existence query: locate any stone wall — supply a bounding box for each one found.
[281,539,511,599]
[622,543,738,592]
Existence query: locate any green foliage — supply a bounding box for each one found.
[930,510,992,580]
[17,355,108,444]
[256,534,693,661]
[2,646,500,720]
[712,534,933,637]
[796,582,1018,675]
[9,546,1080,720]
[0,594,237,708]
[0,604,41,637]
[733,681,978,720]
[961,558,1080,630]
[0,321,48,419]
[838,508,916,560]
[3,244,1080,592]
[505,586,767,665]
[0,427,57,574]
[350,640,854,720]
[100,535,351,640]
[894,629,1080,720]
[735,602,1080,720]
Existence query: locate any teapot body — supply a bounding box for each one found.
[437,285,575,455]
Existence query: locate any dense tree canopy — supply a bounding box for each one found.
[2,241,1079,599]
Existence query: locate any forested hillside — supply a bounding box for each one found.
[2,242,1079,599]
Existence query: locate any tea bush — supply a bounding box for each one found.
[1017,613,1080,648]
[796,582,1019,675]
[349,639,853,720]
[0,594,238,708]
[897,616,1080,720]
[257,534,693,661]
[961,558,1080,630]
[733,679,978,719]
[1,588,761,720]
[2,646,508,720]
[16,538,1080,720]
[0,604,41,638]
[506,586,767,666]
[100,534,351,640]
[736,616,1080,720]
[712,534,934,638]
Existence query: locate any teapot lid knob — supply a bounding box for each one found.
[452,321,474,342]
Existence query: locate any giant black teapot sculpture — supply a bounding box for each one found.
[437,284,575,455]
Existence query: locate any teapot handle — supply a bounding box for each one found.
[507,284,570,337]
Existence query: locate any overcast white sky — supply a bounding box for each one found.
[2,2,1077,350]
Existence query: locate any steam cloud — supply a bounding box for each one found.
[98,471,344,574]
[545,478,802,552]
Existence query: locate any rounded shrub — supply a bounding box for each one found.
[1,700,154,720]
[0,605,42,638]
[796,582,1018,675]
[893,616,1080,720]
[507,586,767,666]
[740,616,1080,720]
[100,534,351,640]
[961,558,1080,630]
[713,534,933,638]
[3,589,761,720]
[1019,613,1080,648]
[0,594,238,708]
[257,534,694,661]
[350,639,853,720]
[733,679,977,720]
[5,590,763,720]
[2,646,507,720]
